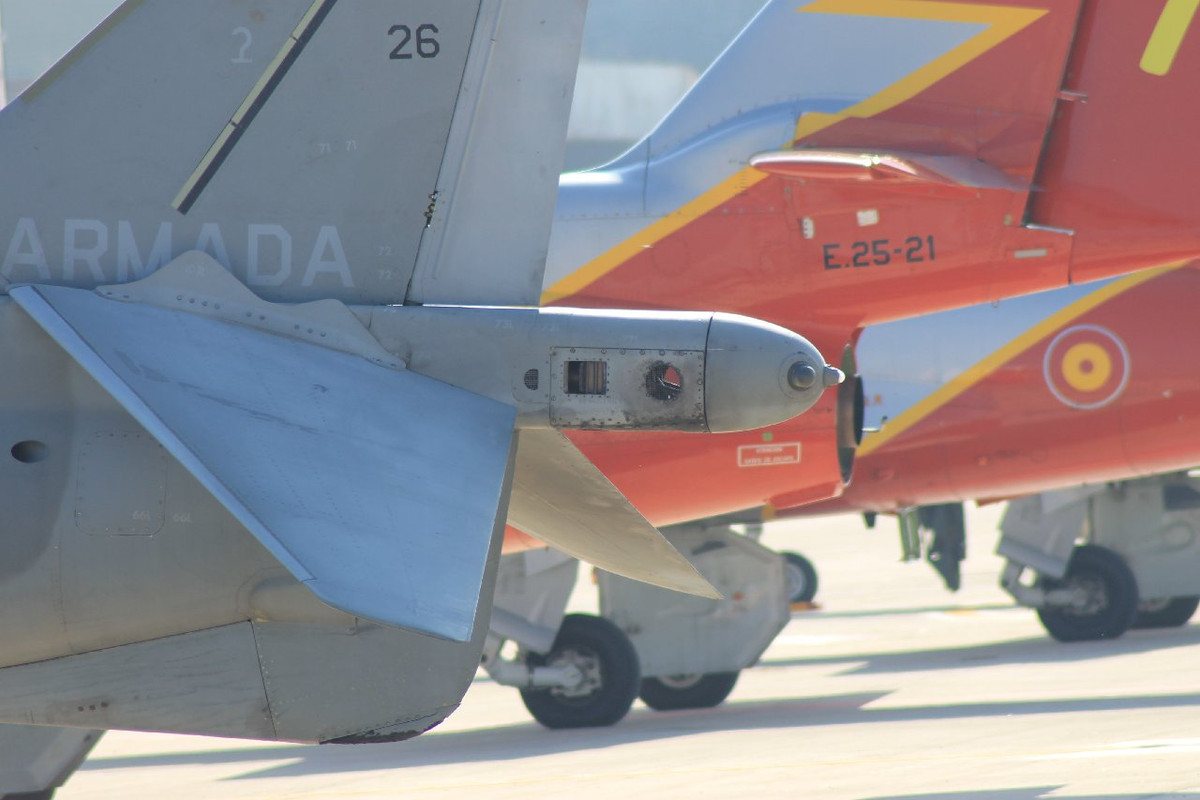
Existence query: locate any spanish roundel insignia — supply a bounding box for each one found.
[1042,325,1130,410]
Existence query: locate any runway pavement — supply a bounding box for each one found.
[60,505,1200,799]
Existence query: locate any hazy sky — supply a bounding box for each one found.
[0,0,764,165]
[1,0,114,86]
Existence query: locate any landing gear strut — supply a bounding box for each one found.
[518,614,641,729]
[1033,545,1139,642]
[999,476,1200,642]
[486,552,641,729]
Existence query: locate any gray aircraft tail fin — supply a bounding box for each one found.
[0,0,584,306]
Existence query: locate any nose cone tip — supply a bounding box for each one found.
[786,362,818,390]
[823,365,845,387]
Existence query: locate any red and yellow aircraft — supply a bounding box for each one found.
[769,258,1200,643]
[792,263,1200,515]
[521,0,1200,540]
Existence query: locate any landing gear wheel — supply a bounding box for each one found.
[1133,596,1200,629]
[782,551,818,604]
[519,614,640,729]
[638,671,740,711]
[1036,545,1139,642]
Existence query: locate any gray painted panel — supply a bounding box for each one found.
[409,0,588,306]
[14,283,518,641]
[0,623,275,739]
[195,0,484,303]
[0,300,74,662]
[256,497,508,743]
[57,417,281,658]
[74,430,166,535]
[0,0,487,305]
[254,620,483,742]
[0,2,312,285]
[0,308,288,665]
[0,725,101,794]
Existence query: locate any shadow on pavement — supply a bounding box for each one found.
[860,789,1200,800]
[762,624,1200,675]
[81,687,1200,780]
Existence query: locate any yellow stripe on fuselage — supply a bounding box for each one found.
[541,0,1047,305]
[794,1,1046,139]
[541,170,768,304]
[856,262,1192,457]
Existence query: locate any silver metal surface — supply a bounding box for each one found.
[0,614,499,743]
[704,312,834,433]
[508,428,720,598]
[547,346,706,430]
[0,1,487,305]
[369,305,833,432]
[488,607,559,656]
[0,725,101,795]
[0,0,600,754]
[13,279,517,641]
[408,0,587,306]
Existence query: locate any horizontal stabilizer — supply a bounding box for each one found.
[508,429,720,599]
[11,272,517,642]
[749,149,1027,193]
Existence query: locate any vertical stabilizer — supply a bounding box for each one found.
[407,1,587,306]
[0,0,585,306]
[1030,1,1200,281]
[621,0,1079,179]
[0,5,8,108]
[544,0,1084,306]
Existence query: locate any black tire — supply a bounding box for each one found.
[1133,596,1200,629]
[782,551,818,603]
[1036,545,1139,642]
[519,614,640,729]
[5,791,56,799]
[638,671,740,711]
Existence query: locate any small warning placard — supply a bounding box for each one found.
[737,443,802,468]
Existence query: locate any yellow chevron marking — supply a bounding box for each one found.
[1141,0,1200,76]
[857,262,1191,457]
[794,1,1046,139]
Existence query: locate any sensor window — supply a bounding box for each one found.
[565,360,608,395]
[646,362,684,401]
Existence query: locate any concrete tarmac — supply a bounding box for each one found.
[60,505,1200,799]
